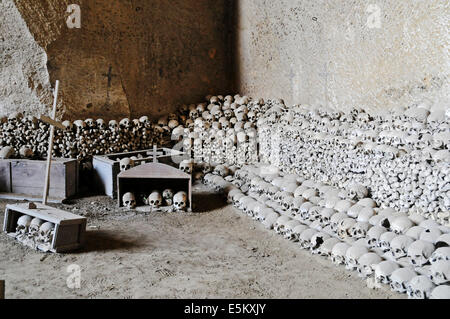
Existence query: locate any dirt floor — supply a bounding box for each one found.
[0,183,404,299]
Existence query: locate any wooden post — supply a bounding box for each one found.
[0,280,4,299]
[43,80,60,205]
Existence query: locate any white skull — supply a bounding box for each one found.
[310,232,331,254]
[429,247,450,264]
[38,222,55,244]
[349,222,370,239]
[96,119,107,130]
[390,235,414,259]
[298,228,318,250]
[274,216,292,235]
[391,217,414,234]
[357,253,382,278]
[109,120,119,131]
[331,242,351,265]
[173,191,188,211]
[16,215,33,238]
[284,220,302,240]
[319,238,341,257]
[148,191,162,209]
[122,192,136,209]
[345,244,369,271]
[374,261,400,285]
[390,268,417,293]
[407,275,436,299]
[120,158,135,172]
[119,118,131,128]
[162,189,174,206]
[318,208,336,227]
[407,240,435,267]
[429,260,450,285]
[28,218,44,239]
[330,212,348,232]
[367,226,387,248]
[291,224,308,242]
[337,218,356,240]
[405,226,426,240]
[179,160,193,174]
[420,227,442,244]
[430,285,450,299]
[378,231,397,253]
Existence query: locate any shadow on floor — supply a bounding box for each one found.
[76,230,146,253]
[192,192,228,213]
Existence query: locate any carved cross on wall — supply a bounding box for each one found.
[102,66,117,109]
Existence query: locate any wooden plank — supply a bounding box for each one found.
[0,161,11,192]
[0,193,64,203]
[5,203,86,226]
[11,160,66,189]
[0,280,4,299]
[39,115,65,130]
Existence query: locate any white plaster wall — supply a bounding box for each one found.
[235,0,450,114]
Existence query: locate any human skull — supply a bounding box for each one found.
[331,242,351,265]
[374,261,400,285]
[291,225,308,242]
[310,232,331,254]
[378,231,397,253]
[367,226,387,248]
[38,222,55,244]
[345,244,369,271]
[119,118,131,129]
[390,268,417,293]
[407,275,436,299]
[179,160,193,174]
[407,240,435,267]
[357,253,382,278]
[298,228,318,250]
[109,120,119,131]
[28,218,44,239]
[173,191,188,211]
[122,192,137,209]
[319,238,341,257]
[337,218,356,240]
[391,217,414,235]
[429,285,450,299]
[15,215,32,238]
[120,157,135,172]
[390,235,414,259]
[162,189,174,206]
[429,260,450,285]
[350,222,370,239]
[429,247,450,264]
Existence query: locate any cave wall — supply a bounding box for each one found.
[1,0,232,121]
[233,0,449,114]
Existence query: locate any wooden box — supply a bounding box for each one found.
[3,203,87,253]
[0,158,78,203]
[93,148,185,198]
[117,162,192,211]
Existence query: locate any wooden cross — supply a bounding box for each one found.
[38,80,65,205]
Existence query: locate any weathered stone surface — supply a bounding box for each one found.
[233,0,449,114]
[1,0,231,120]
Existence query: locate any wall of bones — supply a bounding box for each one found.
[204,165,450,299]
[258,103,450,226]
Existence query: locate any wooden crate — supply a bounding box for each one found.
[117,162,192,211]
[93,148,185,198]
[3,203,87,253]
[0,158,78,203]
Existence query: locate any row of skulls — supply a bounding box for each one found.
[257,103,450,225]
[203,164,450,299]
[15,214,55,249]
[122,190,188,212]
[0,112,179,161]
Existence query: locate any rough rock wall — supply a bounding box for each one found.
[1,0,232,121]
[233,0,449,114]
[0,0,53,117]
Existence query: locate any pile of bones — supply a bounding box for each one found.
[258,102,449,225]
[203,164,450,299]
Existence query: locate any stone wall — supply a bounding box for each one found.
[1,0,232,121]
[233,0,449,115]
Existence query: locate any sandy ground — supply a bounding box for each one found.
[0,183,404,299]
